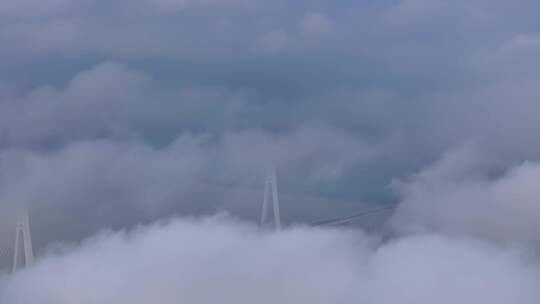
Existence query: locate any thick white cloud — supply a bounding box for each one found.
[1,217,539,303]
[392,146,540,242]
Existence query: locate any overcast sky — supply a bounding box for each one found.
[2,0,540,249]
[2,1,540,301]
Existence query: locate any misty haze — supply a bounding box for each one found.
[2,0,540,303]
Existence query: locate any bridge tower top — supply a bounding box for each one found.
[260,167,281,230]
[13,209,34,272]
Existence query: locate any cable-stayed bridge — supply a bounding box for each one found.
[2,169,396,273]
[310,205,396,227]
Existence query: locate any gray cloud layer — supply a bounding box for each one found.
[2,0,540,301]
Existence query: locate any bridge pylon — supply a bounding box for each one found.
[12,209,34,272]
[260,167,281,230]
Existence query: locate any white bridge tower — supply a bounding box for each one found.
[12,210,34,272]
[260,168,281,230]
